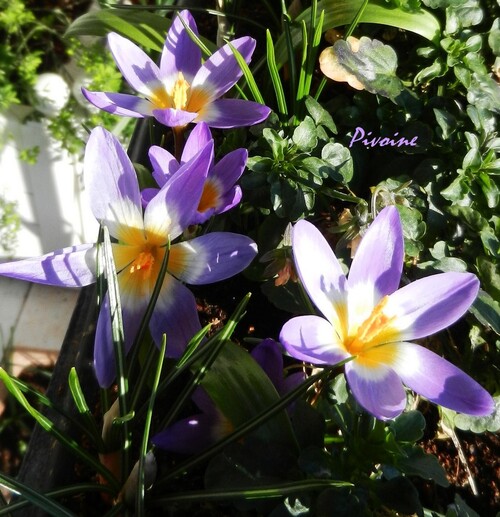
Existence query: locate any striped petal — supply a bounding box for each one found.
[345,361,407,420]
[348,206,403,301]
[160,10,201,83]
[149,274,201,357]
[108,32,162,98]
[167,233,257,285]
[391,343,494,416]
[192,37,256,100]
[181,122,213,164]
[81,89,153,117]
[280,315,349,365]
[84,127,144,241]
[149,145,179,186]
[292,220,348,340]
[198,98,271,128]
[144,141,213,240]
[152,108,198,128]
[0,244,96,287]
[384,272,480,341]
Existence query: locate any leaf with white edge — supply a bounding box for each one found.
[326,37,405,101]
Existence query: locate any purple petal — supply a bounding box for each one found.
[216,185,242,214]
[144,141,213,240]
[210,148,247,185]
[94,295,115,387]
[181,122,213,164]
[81,89,153,117]
[84,127,144,239]
[251,339,284,392]
[392,343,494,416]
[152,108,198,128]
[160,10,201,83]
[148,145,179,186]
[192,37,256,99]
[384,272,480,341]
[280,315,349,365]
[149,275,201,358]
[0,244,96,287]
[348,206,403,299]
[152,412,221,455]
[199,98,271,128]
[141,187,159,208]
[345,362,407,420]
[292,220,348,339]
[168,233,257,285]
[108,32,162,97]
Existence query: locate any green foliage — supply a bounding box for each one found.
[0,196,20,255]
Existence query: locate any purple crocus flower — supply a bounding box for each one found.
[82,10,270,129]
[142,122,245,224]
[279,206,494,420]
[0,127,257,388]
[152,339,304,454]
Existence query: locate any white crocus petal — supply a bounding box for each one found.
[106,198,146,243]
[346,281,378,337]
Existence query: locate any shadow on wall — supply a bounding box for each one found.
[0,109,97,259]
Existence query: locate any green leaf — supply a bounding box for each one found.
[274,0,441,68]
[292,116,318,151]
[477,171,499,208]
[328,37,405,101]
[445,0,483,34]
[305,96,337,133]
[433,108,457,139]
[488,18,500,56]
[453,396,500,433]
[321,142,354,183]
[227,41,265,104]
[200,342,297,449]
[65,8,170,52]
[470,289,500,335]
[397,446,450,487]
[467,73,500,114]
[266,30,288,116]
[263,128,287,161]
[0,472,76,517]
[390,411,426,443]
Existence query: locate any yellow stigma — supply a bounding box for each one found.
[171,72,190,110]
[150,72,191,110]
[345,296,397,359]
[129,251,155,281]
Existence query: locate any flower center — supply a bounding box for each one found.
[170,71,190,110]
[345,296,396,356]
[129,250,156,281]
[197,180,220,213]
[150,72,191,110]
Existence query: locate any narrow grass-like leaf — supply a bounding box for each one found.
[0,473,75,517]
[0,483,115,516]
[0,369,119,491]
[282,12,298,116]
[156,358,354,487]
[65,8,170,52]
[345,0,369,39]
[68,368,106,452]
[266,30,288,116]
[127,238,170,380]
[100,226,130,480]
[295,20,309,109]
[135,335,166,516]
[304,9,324,99]
[152,479,353,506]
[227,42,264,104]
[157,293,252,431]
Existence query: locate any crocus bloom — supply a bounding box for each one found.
[0,127,257,387]
[142,122,245,224]
[280,207,494,420]
[152,339,304,454]
[82,10,270,129]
